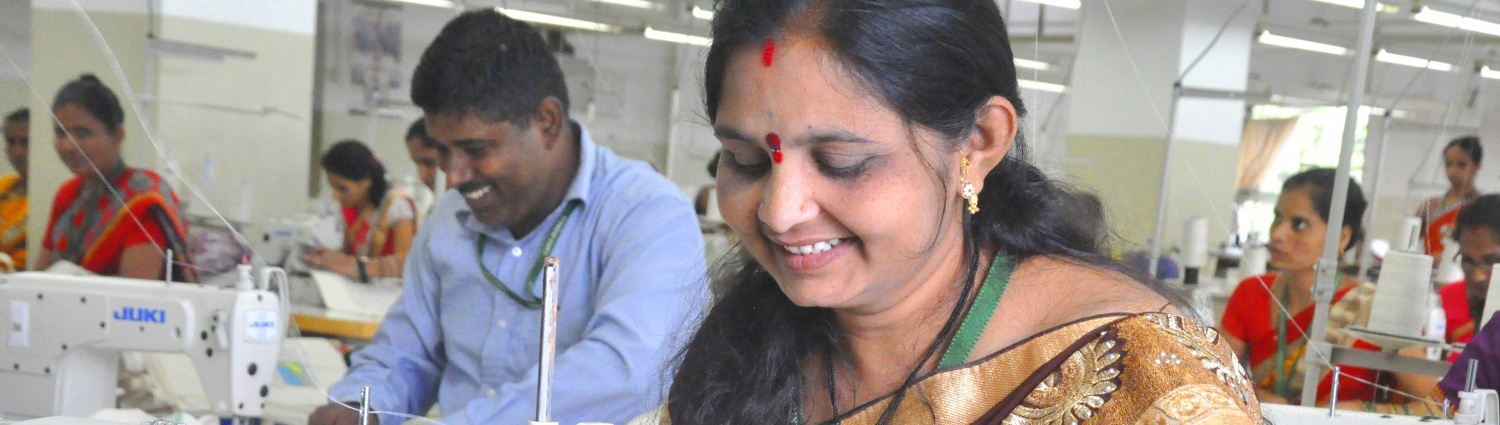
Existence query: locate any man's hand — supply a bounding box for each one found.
[308,403,379,425]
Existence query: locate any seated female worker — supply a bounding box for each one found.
[1220,168,1437,412]
[303,140,418,281]
[35,74,193,281]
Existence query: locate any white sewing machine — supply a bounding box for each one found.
[0,269,283,420]
[245,214,343,270]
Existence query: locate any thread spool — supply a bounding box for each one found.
[1396,216,1422,253]
[1242,245,1268,276]
[1484,264,1500,329]
[1436,237,1465,285]
[1182,217,1209,284]
[1370,251,1433,337]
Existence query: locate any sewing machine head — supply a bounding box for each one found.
[0,271,282,419]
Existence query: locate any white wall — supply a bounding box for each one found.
[0,0,30,178]
[150,1,317,223]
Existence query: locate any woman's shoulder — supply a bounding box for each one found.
[1101,313,1264,423]
[121,167,169,194]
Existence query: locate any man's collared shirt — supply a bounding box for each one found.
[329,124,707,424]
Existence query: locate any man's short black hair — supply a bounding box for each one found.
[405,118,436,149]
[411,9,569,125]
[3,108,26,125]
[1457,194,1500,241]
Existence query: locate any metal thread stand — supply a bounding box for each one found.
[1299,0,1379,407]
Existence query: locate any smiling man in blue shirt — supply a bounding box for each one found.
[309,10,707,425]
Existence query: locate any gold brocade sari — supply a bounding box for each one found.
[832,313,1260,424]
[656,312,1262,424]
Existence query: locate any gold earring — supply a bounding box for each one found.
[960,157,979,215]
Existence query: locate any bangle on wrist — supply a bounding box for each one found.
[357,256,370,283]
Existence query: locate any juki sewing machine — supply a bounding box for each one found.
[0,268,284,420]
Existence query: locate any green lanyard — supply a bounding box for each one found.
[1274,282,1292,400]
[475,200,580,309]
[1273,272,1341,400]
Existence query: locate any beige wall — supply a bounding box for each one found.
[149,16,316,223]
[26,8,149,269]
[1064,135,1164,248]
[1064,135,1239,254]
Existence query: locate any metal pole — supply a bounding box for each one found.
[1147,83,1185,279]
[1300,0,1379,407]
[1358,113,1393,279]
[536,257,561,423]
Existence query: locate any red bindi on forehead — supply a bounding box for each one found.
[762,38,776,67]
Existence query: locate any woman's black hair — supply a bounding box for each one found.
[1281,168,1367,253]
[52,74,125,132]
[321,139,389,207]
[1455,194,1500,242]
[405,119,437,149]
[1447,135,1483,166]
[669,0,1182,423]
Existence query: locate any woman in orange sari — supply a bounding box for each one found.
[1221,168,1436,410]
[661,1,1261,423]
[35,75,192,281]
[1417,136,1481,259]
[0,108,29,270]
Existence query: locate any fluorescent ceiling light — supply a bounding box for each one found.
[1364,106,1408,119]
[644,27,711,46]
[692,6,714,20]
[1304,0,1397,13]
[384,0,457,8]
[589,0,660,10]
[1014,58,1052,71]
[1414,6,1500,37]
[1015,0,1080,10]
[496,8,619,32]
[1375,49,1453,72]
[1018,79,1067,93]
[1482,66,1500,80]
[1256,31,1350,56]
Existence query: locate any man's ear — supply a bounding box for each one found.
[533,96,567,149]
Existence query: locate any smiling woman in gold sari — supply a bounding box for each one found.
[661,1,1261,423]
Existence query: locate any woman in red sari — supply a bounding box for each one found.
[1221,168,1435,408]
[35,74,192,281]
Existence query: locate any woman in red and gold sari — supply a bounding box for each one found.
[1221,168,1436,411]
[1417,136,1481,259]
[660,1,1261,423]
[35,75,192,281]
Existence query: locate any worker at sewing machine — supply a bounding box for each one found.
[404,118,441,194]
[308,10,706,425]
[303,140,419,281]
[1221,168,1436,409]
[1438,194,1500,347]
[0,107,29,270]
[1437,194,1500,401]
[35,74,193,281]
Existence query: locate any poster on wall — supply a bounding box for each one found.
[349,3,402,109]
